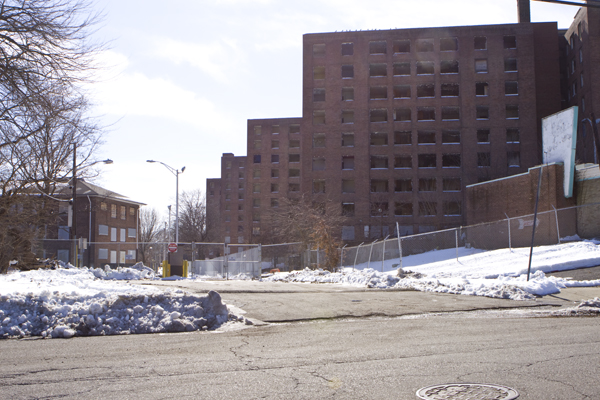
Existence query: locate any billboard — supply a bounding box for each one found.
[542,106,578,198]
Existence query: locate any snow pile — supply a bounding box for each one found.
[263,241,600,300]
[551,297,600,316]
[92,263,156,280]
[0,267,244,339]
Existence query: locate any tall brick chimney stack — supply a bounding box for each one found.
[518,0,531,23]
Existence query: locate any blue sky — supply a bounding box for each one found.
[87,0,579,218]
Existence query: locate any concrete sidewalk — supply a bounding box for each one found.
[141,279,600,323]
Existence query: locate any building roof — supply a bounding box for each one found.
[59,179,146,206]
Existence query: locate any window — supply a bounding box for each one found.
[342,204,355,217]
[342,65,354,78]
[369,63,387,77]
[271,168,279,178]
[313,43,325,57]
[393,39,410,53]
[342,179,355,193]
[252,198,260,208]
[342,87,354,101]
[444,201,462,216]
[579,48,583,64]
[313,132,326,147]
[270,198,279,208]
[271,154,279,163]
[475,59,488,73]
[370,179,389,193]
[416,61,434,75]
[98,225,108,236]
[120,206,126,220]
[394,131,412,145]
[98,249,108,260]
[272,125,279,134]
[474,36,487,50]
[395,202,413,216]
[394,108,411,122]
[393,85,411,98]
[477,152,491,167]
[370,155,388,169]
[417,107,435,121]
[443,178,461,192]
[581,73,584,88]
[419,202,437,216]
[505,81,518,95]
[442,130,460,144]
[100,202,107,211]
[342,42,353,56]
[111,227,117,242]
[370,109,387,123]
[369,41,387,54]
[393,62,411,76]
[270,183,279,193]
[507,151,520,167]
[506,105,519,119]
[238,203,244,211]
[476,106,489,120]
[313,110,325,125]
[342,133,354,147]
[476,82,489,96]
[395,179,412,192]
[289,168,300,177]
[504,58,517,72]
[442,106,460,121]
[341,110,354,123]
[440,60,459,74]
[442,154,461,167]
[252,213,260,222]
[440,37,458,51]
[290,124,300,133]
[418,131,436,144]
[312,157,325,171]
[503,35,517,49]
[370,132,388,146]
[289,139,300,148]
[418,178,436,192]
[238,215,244,222]
[254,126,262,135]
[441,83,459,97]
[238,171,244,179]
[416,39,434,52]
[253,183,261,193]
[253,155,261,163]
[394,154,412,168]
[313,66,325,79]
[417,84,435,98]
[238,192,244,200]
[289,183,300,192]
[370,202,389,218]
[289,154,300,163]
[477,129,490,143]
[313,179,326,194]
[418,154,436,168]
[313,88,325,102]
[111,204,117,218]
[370,86,387,100]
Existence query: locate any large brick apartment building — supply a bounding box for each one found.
[207,4,595,245]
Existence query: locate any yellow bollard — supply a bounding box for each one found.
[162,260,170,278]
[183,260,188,278]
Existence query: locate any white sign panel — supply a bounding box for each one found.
[542,106,578,198]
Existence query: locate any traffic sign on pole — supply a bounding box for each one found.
[168,243,178,253]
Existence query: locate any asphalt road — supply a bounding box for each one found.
[1,270,599,400]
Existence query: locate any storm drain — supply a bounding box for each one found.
[416,383,519,400]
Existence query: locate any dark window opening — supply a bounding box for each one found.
[290,124,300,133]
[342,179,355,193]
[442,130,460,144]
[313,110,325,125]
[289,168,300,177]
[503,35,517,49]
[370,155,389,169]
[393,85,411,98]
[416,61,434,75]
[394,154,412,169]
[417,84,435,98]
[394,108,411,122]
[442,154,461,167]
[419,178,437,192]
[506,105,519,119]
[508,151,520,167]
[395,202,413,216]
[418,131,436,144]
[370,86,388,100]
[271,168,279,178]
[419,202,437,216]
[342,156,355,170]
[393,39,410,53]
[253,155,261,163]
[313,180,325,194]
[444,201,462,216]
[370,132,388,146]
[393,62,411,76]
[289,139,300,148]
[342,42,353,56]
[477,152,491,167]
[370,63,387,77]
[418,154,436,168]
[440,60,459,74]
[342,203,355,216]
[443,178,461,191]
[370,109,388,122]
[313,88,325,102]
[370,179,389,193]
[474,36,487,50]
[476,106,489,120]
[369,41,387,54]
[394,131,412,145]
[506,128,519,143]
[440,37,458,51]
[441,106,460,121]
[370,202,389,217]
[416,39,434,52]
[441,83,459,97]
[504,58,517,72]
[342,87,354,101]
[417,107,435,121]
[505,81,518,95]
[313,132,326,147]
[341,110,354,124]
[477,129,490,143]
[342,65,354,78]
[395,179,412,192]
[289,183,300,192]
[271,154,279,163]
[313,66,325,79]
[289,153,300,163]
[312,157,325,171]
[476,82,489,96]
[342,133,354,147]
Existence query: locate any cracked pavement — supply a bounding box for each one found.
[1,275,599,399]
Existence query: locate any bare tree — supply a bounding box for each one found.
[0,0,103,272]
[138,208,163,265]
[178,189,207,243]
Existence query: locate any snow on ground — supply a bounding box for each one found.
[264,240,600,300]
[0,264,248,339]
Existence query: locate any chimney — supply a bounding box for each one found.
[517,0,531,23]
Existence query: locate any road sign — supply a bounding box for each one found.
[168,243,178,253]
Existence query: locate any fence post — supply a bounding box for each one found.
[455,228,459,262]
[257,244,262,279]
[223,243,228,280]
[382,235,389,272]
[368,239,377,270]
[504,213,512,252]
[396,222,402,270]
[340,244,347,271]
[353,242,363,270]
[552,205,560,244]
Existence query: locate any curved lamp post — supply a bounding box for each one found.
[146,160,185,243]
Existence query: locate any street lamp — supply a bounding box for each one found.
[146,160,185,243]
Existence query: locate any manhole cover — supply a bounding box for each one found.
[416,383,519,400]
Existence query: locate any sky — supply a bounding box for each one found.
[86,0,581,219]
